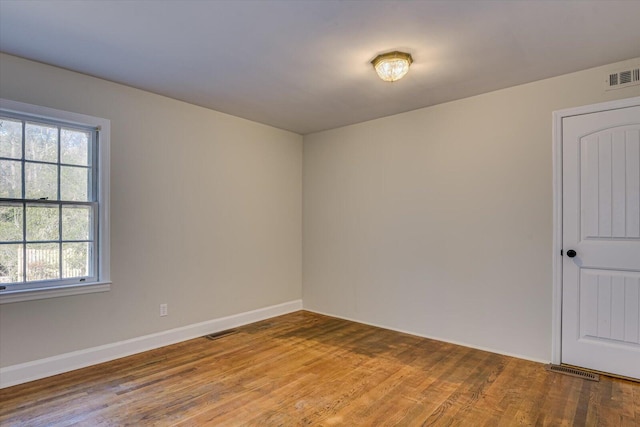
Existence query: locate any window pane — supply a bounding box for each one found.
[0,244,23,283]
[62,242,90,278]
[25,122,58,163]
[61,166,90,201]
[0,117,22,159]
[25,162,58,200]
[62,205,91,241]
[26,243,59,281]
[26,205,59,241]
[0,204,23,242]
[0,160,22,198]
[61,129,90,166]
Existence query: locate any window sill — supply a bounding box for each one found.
[0,282,111,304]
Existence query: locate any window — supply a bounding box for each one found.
[0,99,110,303]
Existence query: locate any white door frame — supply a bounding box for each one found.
[551,95,640,365]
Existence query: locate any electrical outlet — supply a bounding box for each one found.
[160,303,168,317]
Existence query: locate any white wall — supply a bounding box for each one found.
[303,58,640,362]
[1,52,638,372]
[0,53,303,367]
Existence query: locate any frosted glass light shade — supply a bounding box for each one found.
[371,51,413,82]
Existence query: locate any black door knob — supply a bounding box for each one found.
[566,249,577,258]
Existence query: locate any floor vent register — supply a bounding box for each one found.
[545,364,600,381]
[204,329,237,341]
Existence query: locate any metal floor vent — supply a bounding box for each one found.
[204,329,237,340]
[545,364,600,381]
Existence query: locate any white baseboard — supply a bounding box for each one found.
[0,299,302,389]
[303,307,549,365]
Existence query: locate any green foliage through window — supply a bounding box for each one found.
[0,114,97,285]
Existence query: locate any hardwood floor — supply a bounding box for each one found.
[1,311,637,426]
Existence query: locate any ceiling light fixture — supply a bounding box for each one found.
[371,51,413,82]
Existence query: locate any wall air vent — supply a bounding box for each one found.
[605,65,640,91]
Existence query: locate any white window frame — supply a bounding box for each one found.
[0,99,110,303]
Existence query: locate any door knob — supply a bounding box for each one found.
[566,249,577,258]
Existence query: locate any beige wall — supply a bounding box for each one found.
[2,52,638,369]
[303,58,640,361]
[0,53,303,367]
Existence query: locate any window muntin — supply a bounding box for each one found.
[0,113,98,290]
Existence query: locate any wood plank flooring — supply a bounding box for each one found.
[1,311,637,426]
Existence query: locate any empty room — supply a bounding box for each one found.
[0,0,639,425]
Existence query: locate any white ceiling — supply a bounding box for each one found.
[1,1,640,135]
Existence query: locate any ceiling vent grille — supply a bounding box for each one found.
[605,66,640,91]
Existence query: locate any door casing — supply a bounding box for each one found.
[551,95,640,366]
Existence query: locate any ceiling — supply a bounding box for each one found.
[1,1,640,135]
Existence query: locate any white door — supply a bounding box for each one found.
[562,103,640,380]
